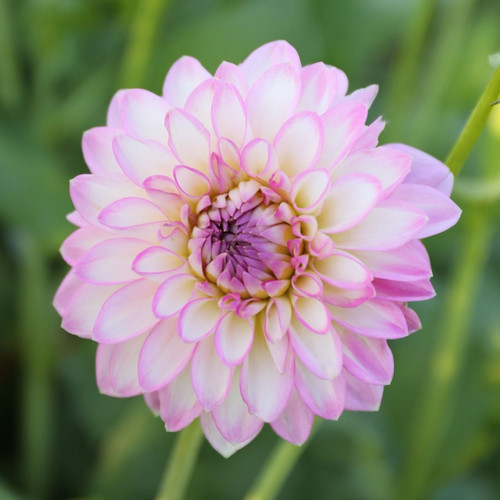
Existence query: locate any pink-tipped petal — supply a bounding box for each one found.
[274,112,323,177]
[329,298,408,339]
[191,337,232,410]
[178,298,221,343]
[246,63,301,142]
[293,296,330,334]
[212,83,247,147]
[270,389,314,445]
[153,274,197,318]
[373,277,435,302]
[343,370,384,411]
[82,127,122,175]
[138,317,195,392]
[240,333,294,422]
[162,56,211,107]
[159,366,203,431]
[214,313,254,366]
[93,279,159,343]
[290,169,330,213]
[98,197,166,229]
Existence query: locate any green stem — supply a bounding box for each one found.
[155,420,204,500]
[119,0,172,88]
[446,64,500,175]
[244,421,321,500]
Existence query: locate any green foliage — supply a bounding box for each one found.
[1,0,500,499]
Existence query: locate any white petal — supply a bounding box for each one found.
[178,298,221,343]
[214,313,254,366]
[153,274,197,318]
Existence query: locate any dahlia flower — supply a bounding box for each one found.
[54,41,461,457]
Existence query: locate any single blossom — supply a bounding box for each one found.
[54,41,461,457]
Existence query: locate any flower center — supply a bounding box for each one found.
[188,181,294,298]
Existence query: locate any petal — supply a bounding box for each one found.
[106,89,126,127]
[191,337,233,410]
[138,317,195,391]
[184,78,219,137]
[316,102,368,169]
[343,370,384,411]
[75,238,149,284]
[214,313,254,366]
[120,89,170,143]
[293,296,330,334]
[313,250,372,289]
[332,146,411,197]
[329,298,408,339]
[294,361,346,419]
[316,173,382,233]
[159,366,203,431]
[93,279,159,343]
[297,62,347,114]
[69,174,143,228]
[274,112,323,177]
[215,62,249,97]
[62,283,119,338]
[113,134,178,185]
[165,108,210,173]
[290,169,330,213]
[389,184,461,238]
[132,246,184,276]
[264,296,292,343]
[162,56,211,107]
[82,127,122,174]
[241,138,278,181]
[153,273,197,318]
[239,40,301,86]
[289,318,342,380]
[174,165,211,198]
[60,226,115,266]
[102,332,148,397]
[350,116,386,153]
[246,63,301,142]
[351,240,432,281]
[240,333,294,422]
[373,277,435,301]
[211,368,264,443]
[334,201,428,251]
[339,327,393,385]
[200,412,255,458]
[270,389,314,445]
[53,270,81,315]
[98,197,166,228]
[390,143,454,196]
[178,298,221,343]
[212,83,247,147]
[344,84,379,108]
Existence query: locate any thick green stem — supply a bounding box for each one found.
[244,421,321,500]
[446,64,500,175]
[155,421,204,500]
[119,0,172,88]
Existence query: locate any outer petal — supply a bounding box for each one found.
[270,389,314,445]
[329,298,408,339]
[211,368,264,444]
[61,282,119,338]
[200,412,256,458]
[97,332,148,397]
[240,333,294,422]
[98,197,166,229]
[153,274,197,318]
[191,337,232,410]
[178,298,221,343]
[93,279,159,343]
[388,184,461,238]
[246,63,301,142]
[212,83,247,147]
[239,40,301,86]
[75,238,149,284]
[53,270,81,315]
[82,127,122,175]
[289,318,342,380]
[334,201,428,251]
[316,102,368,169]
[120,89,170,144]
[373,278,435,302]
[159,365,203,431]
[138,317,195,392]
[162,56,211,107]
[60,226,115,266]
[294,361,346,419]
[274,112,323,177]
[339,327,394,385]
[343,370,384,411]
[390,143,454,196]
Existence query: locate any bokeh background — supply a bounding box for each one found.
[1,0,500,499]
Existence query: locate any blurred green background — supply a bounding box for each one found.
[1,0,500,499]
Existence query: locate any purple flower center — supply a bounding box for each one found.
[188,183,293,298]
